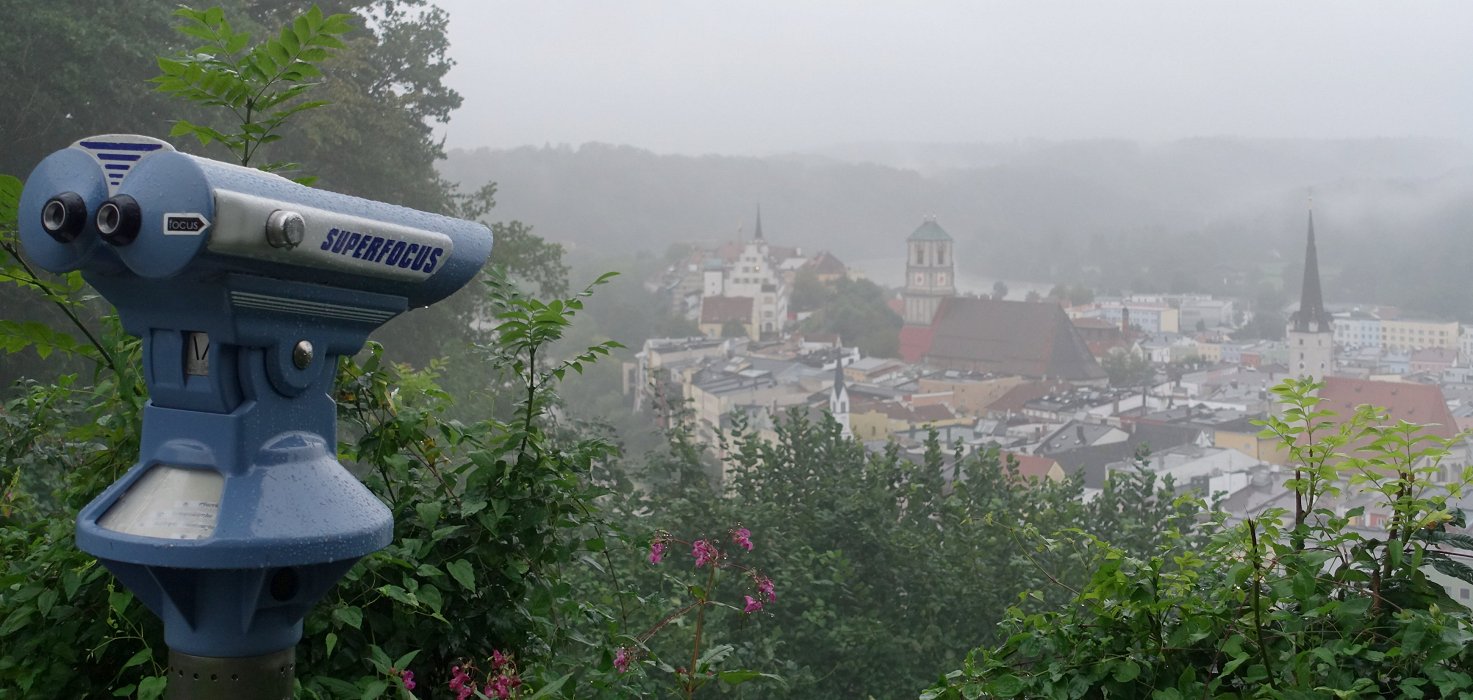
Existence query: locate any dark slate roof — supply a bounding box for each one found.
[925,298,1107,381]
[806,251,847,276]
[908,219,952,241]
[1290,209,1332,333]
[700,296,753,324]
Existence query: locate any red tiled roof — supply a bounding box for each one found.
[898,324,935,363]
[1000,451,1061,480]
[925,298,1106,381]
[700,296,753,324]
[1318,377,1457,440]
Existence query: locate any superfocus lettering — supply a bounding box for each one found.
[320,227,444,276]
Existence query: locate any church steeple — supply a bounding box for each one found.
[830,352,851,438]
[754,205,764,241]
[1287,199,1334,380]
[1290,205,1331,334]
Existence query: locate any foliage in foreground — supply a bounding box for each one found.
[926,377,1473,699]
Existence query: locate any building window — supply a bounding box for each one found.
[937,245,947,266]
[914,244,925,265]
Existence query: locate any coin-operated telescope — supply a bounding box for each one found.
[19,135,492,699]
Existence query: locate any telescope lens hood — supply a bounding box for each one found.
[40,192,88,243]
[97,194,142,246]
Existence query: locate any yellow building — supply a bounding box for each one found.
[916,374,1026,417]
[1381,318,1458,353]
[1193,341,1223,363]
[847,400,969,440]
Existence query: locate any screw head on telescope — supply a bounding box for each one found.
[292,340,314,369]
[265,210,306,249]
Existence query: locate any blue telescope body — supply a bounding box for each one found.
[18,135,491,685]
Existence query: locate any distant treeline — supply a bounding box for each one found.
[443,138,1473,320]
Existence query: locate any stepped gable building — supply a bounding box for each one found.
[902,217,956,326]
[1288,205,1334,380]
[924,297,1108,383]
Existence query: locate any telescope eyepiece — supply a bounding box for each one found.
[40,192,87,243]
[97,195,142,246]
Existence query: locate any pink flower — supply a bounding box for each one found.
[400,669,416,691]
[743,595,763,613]
[731,527,753,551]
[486,675,514,699]
[614,646,632,673]
[692,539,719,568]
[757,576,776,603]
[449,666,469,691]
[649,540,666,564]
[492,649,508,670]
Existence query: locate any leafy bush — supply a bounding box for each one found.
[925,377,1473,699]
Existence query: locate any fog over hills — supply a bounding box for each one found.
[441,137,1473,313]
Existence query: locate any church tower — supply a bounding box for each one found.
[830,356,852,438]
[1287,205,1334,380]
[903,217,956,326]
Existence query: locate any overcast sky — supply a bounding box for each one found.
[432,1,1473,156]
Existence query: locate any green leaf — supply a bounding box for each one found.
[717,670,781,686]
[137,676,168,700]
[122,648,152,670]
[359,680,388,700]
[523,673,572,699]
[392,650,420,671]
[332,606,362,629]
[446,559,476,591]
[109,589,133,616]
[1114,660,1141,683]
[325,632,337,657]
[985,674,1025,697]
[0,608,32,636]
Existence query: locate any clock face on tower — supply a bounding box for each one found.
[936,272,948,286]
[914,273,926,286]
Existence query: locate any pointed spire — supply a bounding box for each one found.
[1291,204,1330,333]
[754,204,764,241]
[833,353,846,397]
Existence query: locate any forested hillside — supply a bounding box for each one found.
[443,138,1473,317]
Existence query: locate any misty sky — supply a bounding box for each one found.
[433,2,1473,156]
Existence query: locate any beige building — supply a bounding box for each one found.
[916,374,1027,417]
[1194,341,1223,364]
[848,400,969,441]
[1380,318,1458,353]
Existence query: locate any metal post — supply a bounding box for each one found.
[166,648,295,700]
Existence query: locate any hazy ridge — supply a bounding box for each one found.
[441,138,1473,313]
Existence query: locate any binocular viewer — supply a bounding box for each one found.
[20,134,492,696]
[23,135,484,305]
